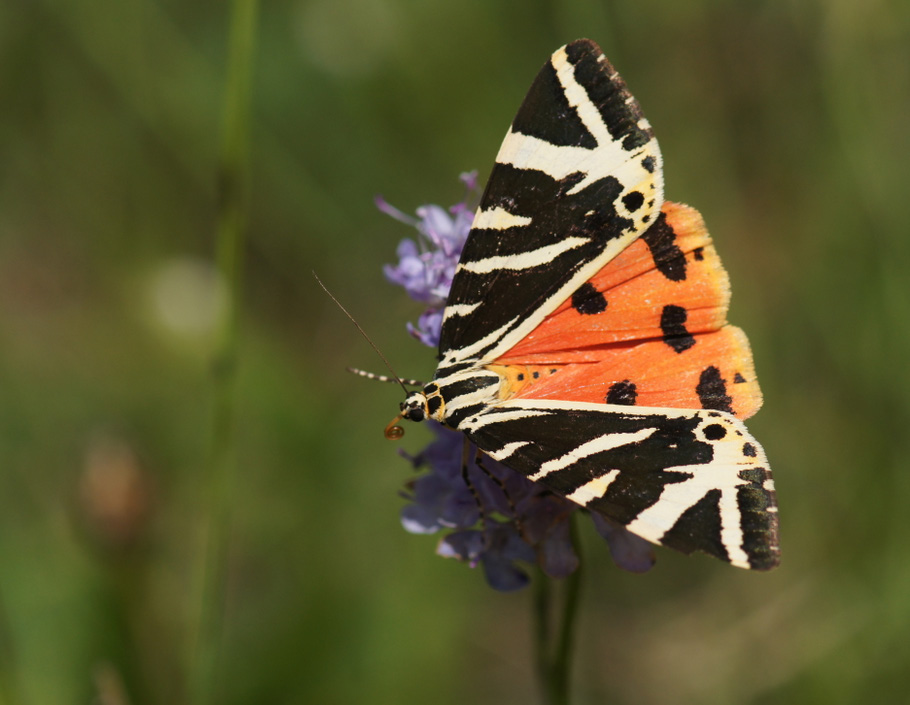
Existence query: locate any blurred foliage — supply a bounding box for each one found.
[1,0,909,703]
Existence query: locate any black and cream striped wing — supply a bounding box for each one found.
[437,39,664,373]
[460,400,780,569]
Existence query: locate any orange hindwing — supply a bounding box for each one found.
[493,202,762,419]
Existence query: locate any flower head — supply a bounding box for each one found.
[380,172,476,339]
[380,173,656,590]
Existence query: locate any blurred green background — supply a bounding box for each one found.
[2,0,909,703]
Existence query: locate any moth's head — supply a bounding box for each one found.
[400,392,428,423]
[384,391,428,440]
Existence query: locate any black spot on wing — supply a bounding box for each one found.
[571,282,608,315]
[734,372,747,384]
[606,380,637,405]
[742,442,757,457]
[511,57,597,149]
[693,247,705,261]
[696,366,734,414]
[622,191,645,212]
[660,305,696,353]
[641,155,656,173]
[659,489,729,562]
[703,423,727,440]
[640,212,687,282]
[738,467,765,483]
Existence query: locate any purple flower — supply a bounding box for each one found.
[379,172,476,346]
[406,309,444,349]
[381,173,655,590]
[399,423,578,591]
[591,513,656,573]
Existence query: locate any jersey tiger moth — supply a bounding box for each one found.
[384,39,779,570]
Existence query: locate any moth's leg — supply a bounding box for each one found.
[461,441,523,537]
[461,438,489,533]
[473,449,522,537]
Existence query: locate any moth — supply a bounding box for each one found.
[385,39,779,569]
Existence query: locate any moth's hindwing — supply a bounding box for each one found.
[493,201,764,420]
[460,399,780,570]
[438,39,664,374]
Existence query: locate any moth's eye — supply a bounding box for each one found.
[404,407,425,423]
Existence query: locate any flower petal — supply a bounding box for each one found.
[591,513,656,573]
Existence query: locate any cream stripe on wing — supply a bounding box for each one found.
[457,237,589,274]
[485,441,530,461]
[566,469,620,505]
[529,428,656,481]
[472,207,533,231]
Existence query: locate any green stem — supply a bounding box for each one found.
[188,0,258,703]
[533,515,583,705]
[534,572,553,699]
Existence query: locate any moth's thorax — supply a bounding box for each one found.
[417,363,561,428]
[406,366,504,427]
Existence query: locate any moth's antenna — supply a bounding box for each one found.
[313,272,410,396]
[347,368,425,387]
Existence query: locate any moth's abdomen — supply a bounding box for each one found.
[484,363,562,400]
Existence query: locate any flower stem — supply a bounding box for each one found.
[188,0,258,702]
[533,516,583,705]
